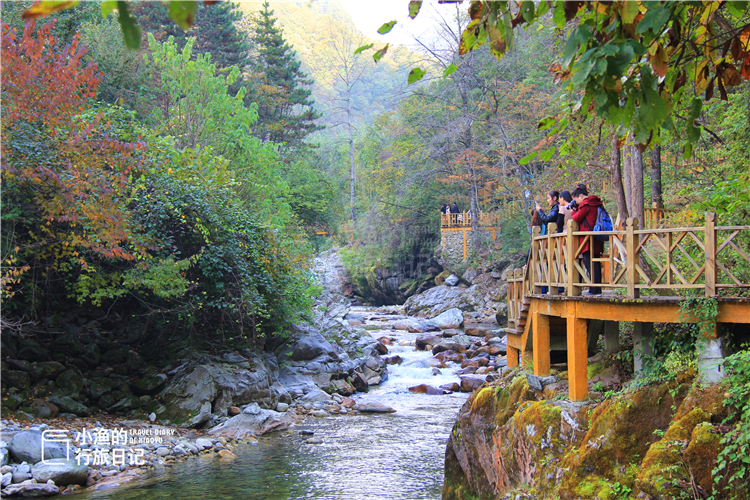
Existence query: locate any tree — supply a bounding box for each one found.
[245,2,322,153]
[131,0,249,72]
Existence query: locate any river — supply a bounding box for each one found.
[77,306,470,500]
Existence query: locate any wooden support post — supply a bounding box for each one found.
[566,220,580,296]
[507,346,519,367]
[633,322,654,372]
[548,223,557,295]
[462,228,468,260]
[705,212,716,297]
[567,315,589,401]
[533,311,550,377]
[532,226,542,294]
[604,321,620,353]
[626,217,640,299]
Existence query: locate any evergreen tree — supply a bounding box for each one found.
[246,2,322,153]
[132,0,249,71]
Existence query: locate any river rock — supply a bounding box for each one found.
[440,383,461,393]
[131,373,168,396]
[2,472,11,487]
[47,395,89,416]
[208,408,294,439]
[3,370,31,391]
[31,459,88,486]
[431,308,464,329]
[408,384,448,395]
[276,402,289,412]
[464,326,490,337]
[459,376,485,392]
[289,332,336,361]
[55,370,85,397]
[10,431,66,464]
[29,361,66,383]
[328,379,355,396]
[445,274,460,286]
[2,482,59,497]
[384,355,403,365]
[194,438,213,450]
[416,334,442,351]
[187,402,212,428]
[355,402,396,413]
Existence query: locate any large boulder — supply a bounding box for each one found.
[31,459,88,486]
[29,361,66,383]
[289,332,336,362]
[9,431,66,464]
[1,483,59,497]
[55,370,85,397]
[431,308,465,329]
[208,403,295,439]
[404,285,481,318]
[47,395,89,416]
[156,352,288,425]
[131,373,168,396]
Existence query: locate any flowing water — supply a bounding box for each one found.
[77,307,469,500]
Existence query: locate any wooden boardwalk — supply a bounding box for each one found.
[504,213,750,401]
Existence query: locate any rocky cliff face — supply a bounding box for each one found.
[443,367,742,500]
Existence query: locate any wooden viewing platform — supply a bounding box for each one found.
[504,213,750,401]
[441,212,500,260]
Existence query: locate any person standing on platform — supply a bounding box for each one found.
[571,187,603,296]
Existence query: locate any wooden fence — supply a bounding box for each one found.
[441,212,500,228]
[505,213,750,330]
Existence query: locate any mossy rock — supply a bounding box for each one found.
[684,422,721,494]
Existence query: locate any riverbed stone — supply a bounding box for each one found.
[47,395,89,416]
[431,308,464,329]
[2,482,59,497]
[445,275,460,286]
[31,459,88,486]
[208,408,294,439]
[31,400,59,419]
[55,369,85,397]
[29,362,66,383]
[132,373,168,396]
[355,402,396,413]
[289,333,336,361]
[459,376,485,392]
[10,431,66,464]
[3,370,31,391]
[195,438,213,450]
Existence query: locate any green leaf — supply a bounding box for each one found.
[373,44,390,63]
[553,1,567,29]
[168,1,198,30]
[620,1,639,24]
[636,5,670,34]
[377,21,397,35]
[519,151,538,165]
[408,1,422,19]
[561,33,580,68]
[539,145,555,161]
[116,1,142,50]
[521,1,536,23]
[354,43,374,55]
[538,117,556,130]
[408,67,426,84]
[443,63,458,77]
[101,0,117,17]
[689,98,702,120]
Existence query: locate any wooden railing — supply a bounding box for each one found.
[441,212,500,228]
[643,206,697,230]
[506,213,750,323]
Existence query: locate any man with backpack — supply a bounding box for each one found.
[571,186,610,296]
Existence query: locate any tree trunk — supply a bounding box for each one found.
[650,145,662,208]
[348,98,356,223]
[622,143,633,217]
[632,145,645,224]
[609,133,629,224]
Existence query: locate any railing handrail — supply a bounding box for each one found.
[440,211,500,228]
[506,212,750,325]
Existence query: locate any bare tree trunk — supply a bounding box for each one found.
[349,125,356,222]
[632,146,645,224]
[609,133,629,223]
[588,131,629,224]
[622,142,633,217]
[650,145,662,208]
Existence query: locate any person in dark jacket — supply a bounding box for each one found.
[571,187,604,295]
[535,190,560,233]
[450,202,460,214]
